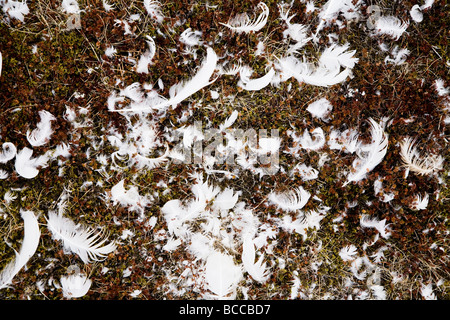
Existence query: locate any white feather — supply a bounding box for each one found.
[204,251,242,299]
[306,98,333,121]
[360,214,391,239]
[238,67,275,91]
[373,16,409,40]
[2,0,30,21]
[26,110,56,147]
[400,137,443,176]
[46,210,116,264]
[410,5,423,23]
[14,147,49,179]
[220,2,269,34]
[242,234,269,283]
[61,0,80,14]
[136,36,156,74]
[60,272,92,298]
[0,210,40,289]
[180,28,203,46]
[219,110,239,132]
[212,188,240,211]
[120,47,218,112]
[268,186,310,212]
[339,244,358,262]
[344,119,388,185]
[144,0,164,23]
[411,193,429,210]
[0,142,17,163]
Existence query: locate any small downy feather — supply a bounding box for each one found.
[306,98,333,121]
[204,251,242,299]
[242,234,269,283]
[60,272,92,298]
[144,0,164,23]
[0,210,40,289]
[220,2,269,34]
[26,110,56,147]
[344,118,388,186]
[268,186,310,213]
[400,137,443,176]
[0,142,17,163]
[136,36,156,74]
[219,110,239,132]
[46,210,116,264]
[14,147,49,179]
[373,16,409,40]
[360,214,391,239]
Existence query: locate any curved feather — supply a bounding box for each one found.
[399,137,443,176]
[220,2,269,33]
[242,234,269,283]
[26,110,56,147]
[0,142,17,163]
[118,47,218,112]
[238,67,275,91]
[46,210,116,264]
[0,210,40,289]
[344,118,388,185]
[268,186,311,212]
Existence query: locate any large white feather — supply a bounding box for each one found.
[46,210,116,264]
[0,210,40,289]
[204,251,242,299]
[242,234,269,283]
[344,119,388,185]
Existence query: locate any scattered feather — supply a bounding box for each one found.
[26,110,56,147]
[399,137,443,176]
[410,5,423,23]
[268,187,310,213]
[238,67,275,91]
[220,2,269,34]
[14,147,49,179]
[46,210,116,264]
[144,0,164,23]
[60,272,92,298]
[204,251,242,299]
[411,193,429,210]
[360,214,391,239]
[1,0,30,21]
[373,16,409,40]
[0,210,40,289]
[306,98,333,121]
[242,234,269,283]
[344,118,388,185]
[339,244,358,262]
[61,0,80,14]
[0,142,16,163]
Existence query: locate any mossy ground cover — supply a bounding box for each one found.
[0,0,449,299]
